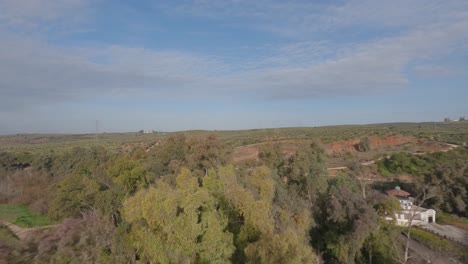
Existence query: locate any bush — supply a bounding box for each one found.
[355,137,371,152]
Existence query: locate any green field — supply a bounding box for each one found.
[437,212,468,229]
[0,204,50,227]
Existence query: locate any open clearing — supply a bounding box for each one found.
[231,135,457,169]
[0,204,49,227]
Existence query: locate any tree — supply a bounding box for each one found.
[283,142,328,208]
[223,165,317,264]
[186,134,229,176]
[146,134,187,177]
[378,149,468,217]
[398,184,440,264]
[48,174,100,221]
[258,143,284,170]
[364,195,401,264]
[122,165,319,263]
[356,137,371,152]
[122,168,234,263]
[311,175,378,264]
[25,210,136,264]
[349,160,376,199]
[106,157,148,194]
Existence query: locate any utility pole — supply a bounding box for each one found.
[95,120,99,141]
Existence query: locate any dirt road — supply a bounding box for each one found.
[0,220,56,240]
[399,234,463,264]
[421,223,468,246]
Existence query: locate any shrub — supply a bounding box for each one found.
[355,137,371,152]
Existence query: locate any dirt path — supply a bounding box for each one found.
[398,235,463,264]
[420,223,468,246]
[145,140,161,152]
[0,220,57,240]
[327,155,390,174]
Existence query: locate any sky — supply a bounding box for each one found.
[0,0,467,134]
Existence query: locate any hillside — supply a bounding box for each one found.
[1,121,467,154]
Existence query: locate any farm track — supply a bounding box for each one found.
[0,220,57,241]
[398,234,463,264]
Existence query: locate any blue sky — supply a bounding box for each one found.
[0,0,467,133]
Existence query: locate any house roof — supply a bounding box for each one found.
[386,189,411,197]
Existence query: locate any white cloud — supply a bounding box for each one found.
[0,35,229,110]
[1,0,468,114]
[162,0,468,37]
[1,11,468,110]
[228,14,468,98]
[412,64,466,78]
[0,0,93,31]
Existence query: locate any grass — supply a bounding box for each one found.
[377,165,391,175]
[437,212,468,229]
[0,204,49,227]
[411,228,465,255]
[0,226,21,251]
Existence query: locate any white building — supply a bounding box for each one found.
[385,186,436,226]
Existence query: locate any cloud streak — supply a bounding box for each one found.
[0,0,95,37]
[1,9,468,110]
[0,0,468,132]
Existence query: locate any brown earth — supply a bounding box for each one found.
[232,140,300,163]
[326,135,421,154]
[326,168,347,176]
[232,145,260,163]
[0,220,56,241]
[232,135,457,171]
[233,135,420,163]
[399,234,463,264]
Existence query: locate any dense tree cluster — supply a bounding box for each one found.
[0,135,466,263]
[378,148,468,216]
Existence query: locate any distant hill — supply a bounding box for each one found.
[1,121,467,154]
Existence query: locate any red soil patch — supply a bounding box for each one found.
[232,145,260,163]
[232,135,420,163]
[326,135,421,155]
[327,167,347,176]
[394,174,414,183]
[231,141,300,163]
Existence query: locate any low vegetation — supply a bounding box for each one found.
[436,212,468,229]
[411,228,466,257]
[1,121,467,154]
[377,148,468,217]
[0,204,49,227]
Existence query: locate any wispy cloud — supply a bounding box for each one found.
[412,63,467,78]
[1,0,468,132]
[0,35,229,110]
[161,0,468,36]
[2,11,468,110]
[0,0,94,33]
